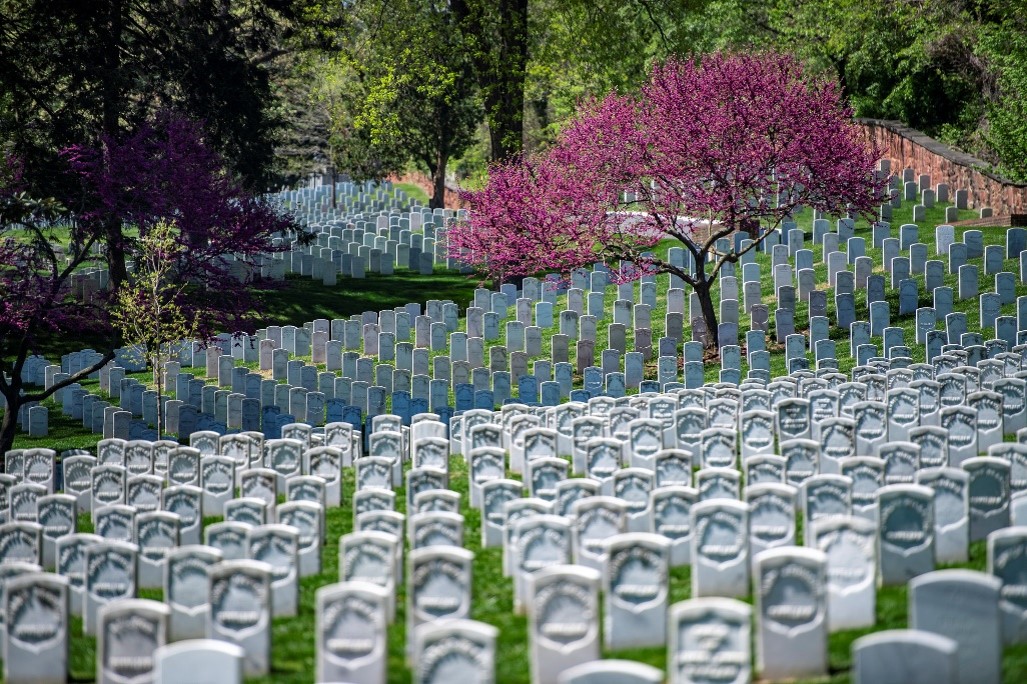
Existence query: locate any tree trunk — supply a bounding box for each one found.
[429,151,448,210]
[100,0,128,289]
[487,90,524,161]
[155,353,164,440]
[495,0,528,160]
[452,0,527,161]
[0,394,20,465]
[105,216,129,289]
[530,95,549,150]
[688,245,719,349]
[693,279,720,350]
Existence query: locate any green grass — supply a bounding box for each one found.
[13,192,1027,681]
[250,269,477,329]
[391,182,432,206]
[51,459,1027,683]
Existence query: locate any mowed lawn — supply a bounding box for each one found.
[10,190,1027,680]
[250,269,478,329]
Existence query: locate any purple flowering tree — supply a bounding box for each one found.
[449,52,886,347]
[0,114,293,456]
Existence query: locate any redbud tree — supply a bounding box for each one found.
[449,51,885,348]
[0,114,293,455]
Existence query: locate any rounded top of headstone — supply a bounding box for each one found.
[908,568,1002,592]
[557,659,663,684]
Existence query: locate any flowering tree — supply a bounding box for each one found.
[0,114,293,456]
[62,115,295,335]
[0,156,104,456]
[449,51,886,347]
[446,151,617,286]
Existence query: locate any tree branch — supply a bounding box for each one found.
[22,349,117,403]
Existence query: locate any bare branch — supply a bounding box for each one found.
[22,349,117,403]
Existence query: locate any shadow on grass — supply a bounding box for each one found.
[7,268,479,369]
[250,270,478,328]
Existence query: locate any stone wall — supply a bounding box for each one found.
[858,118,1027,215]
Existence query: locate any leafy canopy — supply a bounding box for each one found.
[450,51,884,288]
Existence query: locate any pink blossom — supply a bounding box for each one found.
[449,51,885,297]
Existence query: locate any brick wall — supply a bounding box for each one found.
[858,118,1027,215]
[388,171,468,210]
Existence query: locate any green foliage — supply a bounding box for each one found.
[525,0,708,145]
[665,0,1022,181]
[981,2,1027,182]
[314,0,481,207]
[0,0,319,193]
[311,0,1027,182]
[110,220,199,437]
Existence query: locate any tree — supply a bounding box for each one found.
[0,0,325,195]
[450,52,885,347]
[525,0,710,147]
[451,0,529,160]
[676,0,1012,174]
[318,0,481,208]
[0,155,107,457]
[0,114,293,457]
[444,151,611,287]
[981,0,1027,182]
[110,220,199,439]
[311,55,402,184]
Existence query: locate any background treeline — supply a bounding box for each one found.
[312,0,1027,206]
[5,0,1026,206]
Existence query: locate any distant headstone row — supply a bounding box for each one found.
[10,160,1021,449]
[5,351,1027,683]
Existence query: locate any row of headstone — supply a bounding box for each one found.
[277,179,414,222]
[15,187,1027,445]
[12,349,1027,677]
[333,448,1026,684]
[19,288,1027,464]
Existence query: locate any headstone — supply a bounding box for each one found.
[909,569,1002,684]
[916,467,970,563]
[851,630,958,684]
[3,572,69,684]
[166,545,223,641]
[528,564,601,684]
[754,547,828,681]
[668,597,751,684]
[691,500,749,598]
[408,546,473,639]
[964,457,1011,542]
[413,619,497,684]
[152,640,245,684]
[83,539,137,636]
[877,484,935,586]
[97,598,170,684]
[315,581,389,684]
[812,516,877,631]
[602,533,670,649]
[207,559,273,677]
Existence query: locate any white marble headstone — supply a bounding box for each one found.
[315,581,389,684]
[528,564,601,684]
[206,559,273,677]
[668,596,751,684]
[3,572,68,684]
[754,547,829,681]
[153,638,244,684]
[165,545,223,641]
